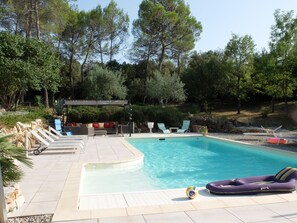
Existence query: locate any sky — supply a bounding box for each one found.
[75,0,297,62]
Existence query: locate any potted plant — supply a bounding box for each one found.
[200,126,208,136]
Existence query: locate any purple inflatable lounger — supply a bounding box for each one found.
[206,167,297,195]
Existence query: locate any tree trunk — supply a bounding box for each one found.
[177,52,181,75]
[57,35,62,60]
[69,50,75,99]
[81,41,92,82]
[236,76,241,114]
[158,44,165,71]
[15,17,20,35]
[109,36,113,62]
[271,97,275,113]
[26,0,33,38]
[99,42,104,63]
[34,0,40,40]
[44,88,49,108]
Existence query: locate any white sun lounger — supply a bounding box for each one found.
[30,130,84,155]
[243,125,282,136]
[36,128,85,147]
[44,128,87,144]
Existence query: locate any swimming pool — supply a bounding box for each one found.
[80,136,297,194]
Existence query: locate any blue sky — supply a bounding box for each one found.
[75,0,297,61]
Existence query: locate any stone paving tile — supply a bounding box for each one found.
[264,201,297,219]
[31,191,62,202]
[54,220,98,223]
[144,212,194,223]
[99,215,145,223]
[254,219,295,223]
[22,201,58,216]
[187,208,243,223]
[226,205,283,222]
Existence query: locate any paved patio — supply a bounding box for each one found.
[7,133,297,222]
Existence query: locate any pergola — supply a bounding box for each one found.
[63,100,129,107]
[62,100,130,124]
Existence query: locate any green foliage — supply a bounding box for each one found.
[0,109,52,128]
[224,34,256,114]
[35,95,44,109]
[0,134,33,186]
[103,0,129,62]
[132,0,202,70]
[0,32,60,110]
[82,65,127,100]
[146,71,186,105]
[54,99,64,116]
[67,106,123,123]
[66,105,186,127]
[183,51,227,111]
[268,10,297,110]
[260,106,270,118]
[130,105,186,127]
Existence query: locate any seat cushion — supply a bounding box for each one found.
[93,123,99,128]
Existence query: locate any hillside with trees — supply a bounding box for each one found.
[0,0,297,124]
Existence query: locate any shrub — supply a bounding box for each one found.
[54,99,64,116]
[0,134,33,186]
[65,105,188,128]
[260,106,270,118]
[0,108,52,128]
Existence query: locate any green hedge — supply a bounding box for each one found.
[66,105,188,127]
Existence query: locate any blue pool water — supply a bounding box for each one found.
[127,137,297,189]
[80,137,297,194]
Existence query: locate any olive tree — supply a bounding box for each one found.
[82,65,127,100]
[146,71,186,105]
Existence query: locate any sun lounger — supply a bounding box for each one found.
[44,128,87,143]
[157,123,170,133]
[36,128,85,147]
[243,125,282,136]
[177,120,190,133]
[30,130,84,155]
[54,119,72,135]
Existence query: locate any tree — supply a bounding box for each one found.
[146,71,186,105]
[0,0,70,39]
[61,9,85,98]
[132,0,202,71]
[0,134,33,186]
[0,32,60,109]
[224,34,255,114]
[28,39,61,108]
[269,9,297,114]
[103,0,129,62]
[253,51,283,112]
[183,51,227,111]
[82,65,127,100]
[79,6,106,81]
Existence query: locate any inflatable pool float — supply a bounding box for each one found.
[206,167,297,195]
[267,137,288,144]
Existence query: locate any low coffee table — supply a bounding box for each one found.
[169,127,178,133]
